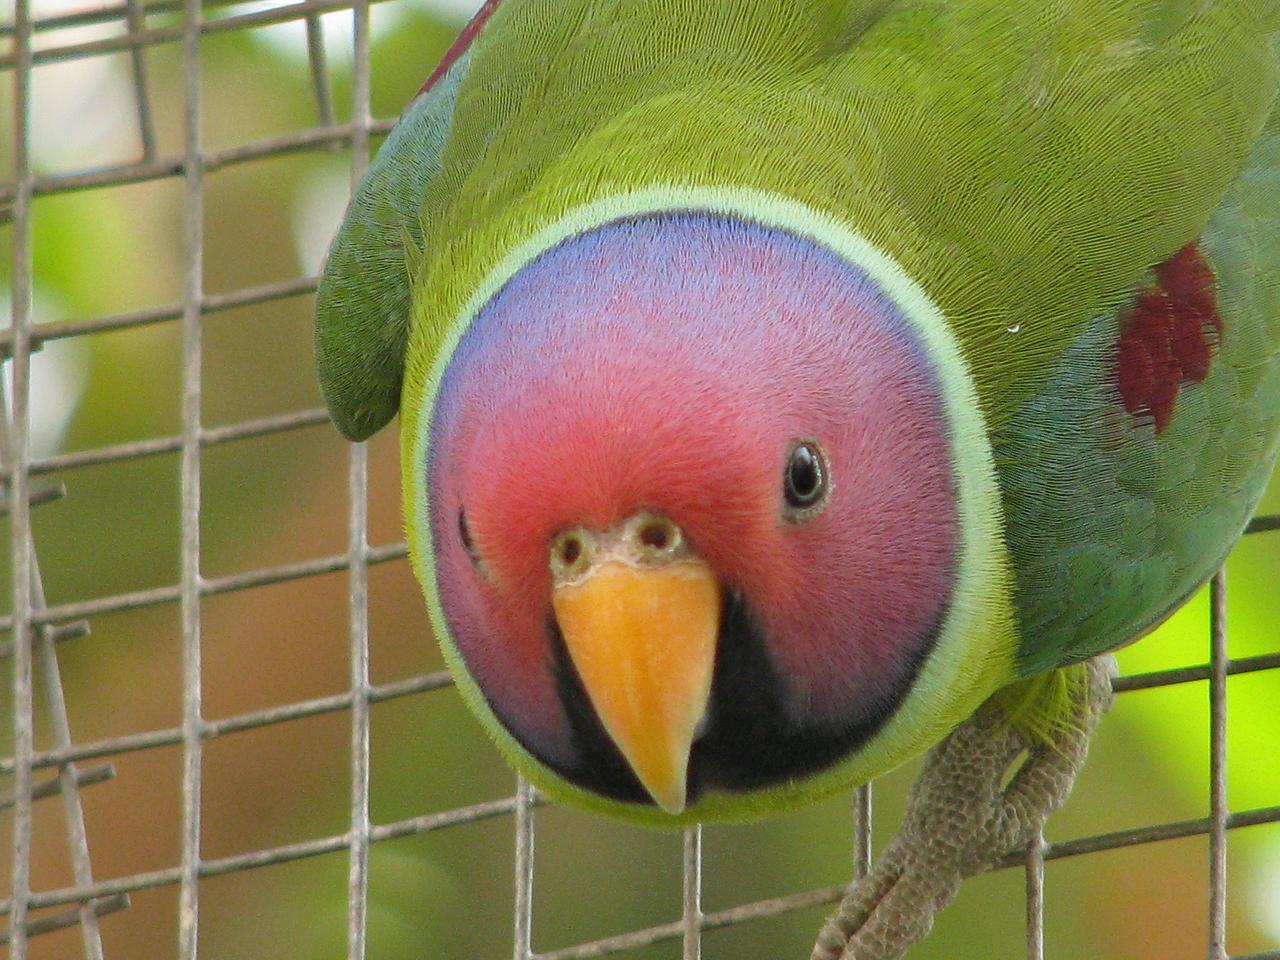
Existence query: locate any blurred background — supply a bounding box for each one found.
[0,0,1278,957]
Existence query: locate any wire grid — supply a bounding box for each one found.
[3,2,1280,957]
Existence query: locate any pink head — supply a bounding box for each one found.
[426,213,957,811]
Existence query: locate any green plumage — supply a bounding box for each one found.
[398,0,1277,425]
[317,0,1280,808]
[315,55,470,440]
[999,105,1280,675]
[319,2,1278,430]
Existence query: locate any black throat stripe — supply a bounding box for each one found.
[537,591,942,808]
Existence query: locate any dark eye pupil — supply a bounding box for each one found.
[785,444,824,508]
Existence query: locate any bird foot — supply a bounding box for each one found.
[810,655,1116,960]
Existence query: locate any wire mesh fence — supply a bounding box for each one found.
[3,1,1280,957]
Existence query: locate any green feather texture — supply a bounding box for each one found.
[402,0,1279,433]
[314,53,471,441]
[395,0,1279,660]
[999,102,1280,676]
[306,0,1280,816]
[990,662,1093,748]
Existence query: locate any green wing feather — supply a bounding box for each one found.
[999,102,1280,675]
[315,54,472,441]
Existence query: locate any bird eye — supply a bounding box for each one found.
[783,440,829,516]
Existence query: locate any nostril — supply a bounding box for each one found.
[561,536,582,566]
[631,514,683,557]
[639,521,672,551]
[550,528,592,580]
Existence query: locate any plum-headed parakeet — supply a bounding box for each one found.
[316,2,1280,955]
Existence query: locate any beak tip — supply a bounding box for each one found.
[552,557,717,823]
[635,739,694,817]
[651,784,688,817]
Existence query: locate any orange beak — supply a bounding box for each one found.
[551,560,720,814]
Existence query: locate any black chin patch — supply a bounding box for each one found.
[688,592,936,799]
[537,593,939,808]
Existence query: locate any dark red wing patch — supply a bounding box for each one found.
[418,0,503,96]
[1115,242,1221,433]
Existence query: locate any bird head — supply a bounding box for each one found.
[417,211,960,821]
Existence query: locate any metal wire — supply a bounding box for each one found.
[1025,830,1045,960]
[176,0,205,954]
[0,0,395,71]
[345,2,373,955]
[682,827,702,960]
[122,0,156,160]
[513,777,535,960]
[3,1,1279,957]
[6,0,37,955]
[1210,570,1230,960]
[28,552,109,957]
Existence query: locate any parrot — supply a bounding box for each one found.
[315,1,1280,956]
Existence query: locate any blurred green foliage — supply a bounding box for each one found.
[2,4,1278,958]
